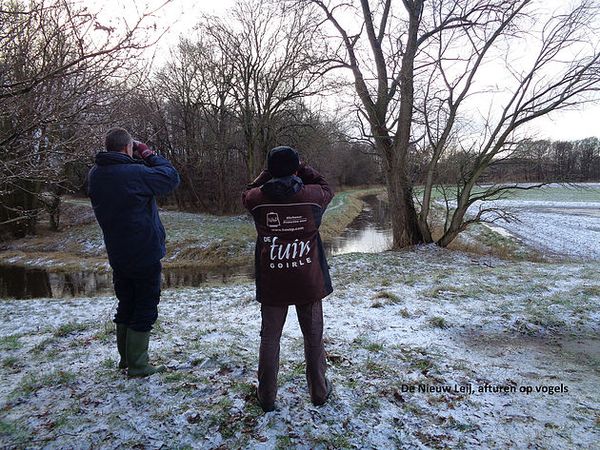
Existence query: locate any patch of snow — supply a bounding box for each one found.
[483,223,515,239]
[466,198,600,261]
[0,250,598,448]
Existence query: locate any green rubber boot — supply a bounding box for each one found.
[126,329,165,377]
[116,323,128,369]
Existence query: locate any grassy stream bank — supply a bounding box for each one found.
[0,187,381,274]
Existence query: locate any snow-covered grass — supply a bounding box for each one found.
[421,182,600,203]
[1,183,599,447]
[0,206,256,272]
[494,183,600,202]
[1,248,598,449]
[481,202,600,261]
[467,183,600,261]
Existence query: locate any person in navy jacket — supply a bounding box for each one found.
[243,146,334,411]
[88,127,180,377]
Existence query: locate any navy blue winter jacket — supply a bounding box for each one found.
[88,152,180,271]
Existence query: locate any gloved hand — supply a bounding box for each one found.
[247,170,272,189]
[132,140,156,159]
[296,162,311,179]
[296,162,323,185]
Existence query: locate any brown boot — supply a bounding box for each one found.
[256,387,276,412]
[313,378,333,406]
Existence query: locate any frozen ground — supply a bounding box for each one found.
[1,248,599,449]
[479,201,600,261]
[468,184,600,261]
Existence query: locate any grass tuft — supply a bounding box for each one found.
[54,321,90,337]
[364,342,384,352]
[2,355,20,369]
[371,290,402,309]
[13,370,77,398]
[428,316,448,329]
[0,335,23,351]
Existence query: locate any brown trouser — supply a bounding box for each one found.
[258,299,327,406]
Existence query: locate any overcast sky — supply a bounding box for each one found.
[92,0,600,142]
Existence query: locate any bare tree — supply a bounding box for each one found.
[148,36,244,213]
[203,0,330,178]
[305,0,600,248]
[417,0,600,246]
[0,0,169,238]
[107,0,379,216]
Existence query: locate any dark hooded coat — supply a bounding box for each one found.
[242,165,334,306]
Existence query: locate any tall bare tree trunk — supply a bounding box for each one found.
[383,142,422,248]
[387,0,423,248]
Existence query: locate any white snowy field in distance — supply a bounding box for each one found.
[466,183,600,261]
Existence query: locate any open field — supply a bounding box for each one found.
[0,248,598,449]
[466,183,600,261]
[418,182,600,203]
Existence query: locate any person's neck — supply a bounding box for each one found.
[113,149,131,157]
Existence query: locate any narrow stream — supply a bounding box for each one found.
[0,195,392,299]
[326,194,393,255]
[0,265,254,299]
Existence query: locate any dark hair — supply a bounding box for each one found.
[105,127,132,152]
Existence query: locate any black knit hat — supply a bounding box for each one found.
[267,146,300,177]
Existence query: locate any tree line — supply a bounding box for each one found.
[488,138,600,183]
[422,137,600,184]
[0,0,381,240]
[1,0,600,246]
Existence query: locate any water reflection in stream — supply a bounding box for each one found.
[0,265,253,300]
[326,194,392,256]
[0,194,392,299]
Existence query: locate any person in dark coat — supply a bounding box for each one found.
[88,127,180,377]
[242,146,334,411]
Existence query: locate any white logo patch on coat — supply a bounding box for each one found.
[266,212,281,227]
